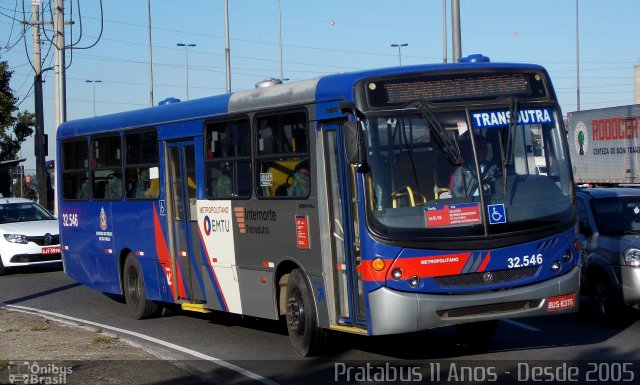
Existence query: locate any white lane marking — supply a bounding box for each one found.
[502,319,541,332]
[2,303,279,385]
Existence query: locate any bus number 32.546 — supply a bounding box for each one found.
[508,254,543,268]
[62,213,79,227]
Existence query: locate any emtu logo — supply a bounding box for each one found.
[234,207,246,233]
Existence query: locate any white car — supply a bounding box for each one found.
[0,198,61,275]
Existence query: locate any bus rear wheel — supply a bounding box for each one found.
[123,254,161,319]
[285,268,325,356]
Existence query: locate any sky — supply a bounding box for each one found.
[1,0,639,171]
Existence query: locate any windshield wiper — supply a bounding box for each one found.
[505,97,519,166]
[414,102,462,166]
[497,97,519,197]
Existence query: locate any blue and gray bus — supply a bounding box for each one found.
[57,55,580,356]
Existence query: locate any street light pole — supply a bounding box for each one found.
[278,0,283,81]
[85,80,102,116]
[177,43,196,100]
[390,43,408,66]
[576,0,581,111]
[224,0,231,93]
[147,0,154,106]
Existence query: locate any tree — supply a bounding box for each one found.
[0,61,35,161]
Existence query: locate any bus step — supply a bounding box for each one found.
[329,324,368,335]
[181,303,212,313]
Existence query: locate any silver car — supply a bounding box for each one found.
[576,188,640,319]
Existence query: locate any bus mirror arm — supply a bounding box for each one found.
[339,101,366,121]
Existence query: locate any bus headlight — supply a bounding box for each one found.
[562,250,572,262]
[409,276,420,288]
[550,261,561,272]
[624,247,640,267]
[391,268,403,281]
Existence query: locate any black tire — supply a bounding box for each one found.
[455,320,499,347]
[0,257,7,275]
[123,254,161,319]
[285,268,325,356]
[590,272,623,321]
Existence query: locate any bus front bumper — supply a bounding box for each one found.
[367,265,580,336]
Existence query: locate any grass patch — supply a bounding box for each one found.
[2,328,20,332]
[27,325,48,331]
[90,336,118,345]
[0,360,8,371]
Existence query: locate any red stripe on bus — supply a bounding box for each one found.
[477,252,491,272]
[153,204,186,300]
[197,225,229,312]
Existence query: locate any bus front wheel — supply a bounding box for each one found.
[285,268,325,356]
[123,254,161,319]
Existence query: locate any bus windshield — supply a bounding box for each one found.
[364,104,574,239]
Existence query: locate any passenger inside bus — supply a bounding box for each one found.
[287,159,310,197]
[134,169,150,198]
[77,177,90,199]
[106,172,122,199]
[209,168,232,197]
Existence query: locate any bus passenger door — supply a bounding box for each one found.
[324,124,366,329]
[166,140,204,303]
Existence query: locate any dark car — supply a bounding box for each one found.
[576,188,640,319]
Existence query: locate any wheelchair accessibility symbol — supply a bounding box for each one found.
[487,204,506,224]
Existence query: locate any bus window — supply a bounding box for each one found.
[205,119,251,199]
[92,135,122,200]
[124,129,159,200]
[61,139,89,200]
[255,111,309,198]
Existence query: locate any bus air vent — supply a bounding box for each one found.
[437,299,543,319]
[434,267,538,288]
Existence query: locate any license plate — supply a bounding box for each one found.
[42,246,61,255]
[546,293,576,311]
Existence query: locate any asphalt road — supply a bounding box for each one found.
[2,265,640,385]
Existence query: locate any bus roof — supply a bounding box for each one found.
[57,59,548,139]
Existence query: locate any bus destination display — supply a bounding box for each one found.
[367,72,546,107]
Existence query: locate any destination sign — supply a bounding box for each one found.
[366,72,547,107]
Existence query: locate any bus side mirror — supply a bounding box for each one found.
[344,121,364,166]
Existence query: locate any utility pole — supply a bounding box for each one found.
[29,0,48,209]
[52,0,66,214]
[451,0,462,62]
[53,0,66,128]
[442,0,447,63]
